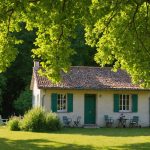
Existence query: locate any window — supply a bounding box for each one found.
[114,94,138,113]
[51,93,73,113]
[57,94,67,112]
[119,94,130,112]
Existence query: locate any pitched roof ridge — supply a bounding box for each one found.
[70,66,113,69]
[33,65,118,70]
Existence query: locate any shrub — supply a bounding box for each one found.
[45,112,62,131]
[8,108,62,132]
[13,87,32,115]
[20,107,46,131]
[7,116,21,131]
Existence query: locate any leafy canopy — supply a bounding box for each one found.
[0,0,149,87]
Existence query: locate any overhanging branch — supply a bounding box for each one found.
[57,0,67,45]
[132,4,150,56]
[7,9,14,35]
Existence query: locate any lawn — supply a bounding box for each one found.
[0,127,150,150]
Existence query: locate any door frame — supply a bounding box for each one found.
[84,94,96,124]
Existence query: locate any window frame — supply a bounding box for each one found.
[57,93,67,112]
[119,94,131,112]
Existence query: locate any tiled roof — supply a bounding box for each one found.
[33,66,149,90]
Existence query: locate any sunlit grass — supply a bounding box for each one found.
[0,126,150,150]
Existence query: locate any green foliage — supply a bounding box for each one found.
[0,33,19,72]
[13,87,32,115]
[0,74,6,113]
[7,22,36,83]
[45,112,62,131]
[70,25,97,66]
[86,0,150,87]
[20,107,61,132]
[1,23,35,117]
[0,0,149,87]
[20,107,46,131]
[7,116,21,131]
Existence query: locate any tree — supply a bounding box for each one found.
[13,87,32,115]
[0,0,149,87]
[70,25,97,66]
[86,0,150,87]
[0,74,6,114]
[1,23,36,117]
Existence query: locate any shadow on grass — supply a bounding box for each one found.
[118,142,150,150]
[0,137,150,150]
[0,137,95,150]
[54,127,150,137]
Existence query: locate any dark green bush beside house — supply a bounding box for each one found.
[7,108,62,132]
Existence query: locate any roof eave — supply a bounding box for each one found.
[37,86,150,91]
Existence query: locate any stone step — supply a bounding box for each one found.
[83,124,100,128]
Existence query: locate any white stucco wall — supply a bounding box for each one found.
[32,79,41,107]
[35,88,150,127]
[97,90,150,127]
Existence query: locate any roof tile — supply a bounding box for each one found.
[33,66,148,90]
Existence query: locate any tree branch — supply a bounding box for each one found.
[57,26,64,45]
[133,4,150,56]
[62,0,66,12]
[57,0,67,45]
[101,0,121,35]
[7,9,14,35]
[131,3,139,25]
[146,2,149,31]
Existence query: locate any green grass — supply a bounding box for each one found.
[0,127,150,150]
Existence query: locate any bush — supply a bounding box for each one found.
[20,107,46,131]
[7,116,21,131]
[7,108,62,132]
[45,112,62,131]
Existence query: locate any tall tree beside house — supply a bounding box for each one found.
[0,74,6,114]
[0,0,149,87]
[13,87,32,115]
[1,23,36,117]
[0,24,96,117]
[70,25,97,66]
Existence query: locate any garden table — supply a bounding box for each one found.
[118,118,129,128]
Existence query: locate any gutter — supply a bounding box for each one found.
[38,86,150,91]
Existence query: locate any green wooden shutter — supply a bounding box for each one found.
[67,93,73,112]
[114,94,119,112]
[51,93,57,112]
[132,94,138,112]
